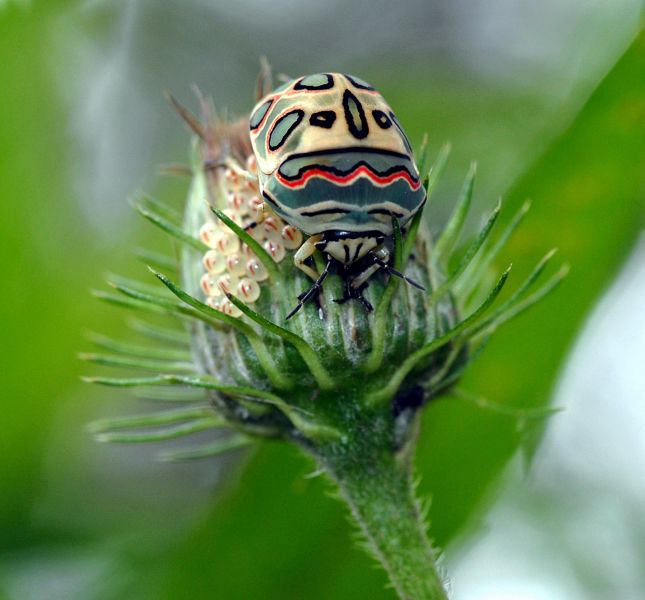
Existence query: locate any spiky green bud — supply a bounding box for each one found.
[84,82,566,600]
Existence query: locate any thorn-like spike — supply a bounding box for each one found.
[210,207,279,281]
[79,351,195,373]
[157,163,193,178]
[159,435,252,461]
[456,198,533,301]
[424,142,451,202]
[164,90,206,139]
[133,248,178,273]
[434,199,502,299]
[149,269,293,390]
[133,200,207,252]
[370,264,512,405]
[93,418,221,444]
[224,290,335,391]
[470,258,568,339]
[88,406,218,434]
[256,56,273,101]
[433,161,477,266]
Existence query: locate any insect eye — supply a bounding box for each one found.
[372,110,392,129]
[309,111,336,129]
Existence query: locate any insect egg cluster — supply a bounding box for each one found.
[198,157,302,317]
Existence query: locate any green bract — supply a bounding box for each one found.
[84,76,566,599]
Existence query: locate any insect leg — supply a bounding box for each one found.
[243,202,267,232]
[293,234,323,281]
[334,276,373,312]
[286,255,333,320]
[350,246,390,290]
[372,255,426,291]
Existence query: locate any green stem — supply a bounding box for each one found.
[320,447,448,599]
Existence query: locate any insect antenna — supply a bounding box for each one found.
[372,257,425,291]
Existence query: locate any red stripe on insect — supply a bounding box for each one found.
[276,165,421,191]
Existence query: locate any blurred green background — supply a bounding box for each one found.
[1,1,643,598]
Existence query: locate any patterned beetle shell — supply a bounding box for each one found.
[249,73,426,237]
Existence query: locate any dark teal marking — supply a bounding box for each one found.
[268,109,304,150]
[345,74,375,90]
[294,73,334,90]
[278,149,418,184]
[250,99,273,130]
[266,176,425,214]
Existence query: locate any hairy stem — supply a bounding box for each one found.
[316,440,448,599]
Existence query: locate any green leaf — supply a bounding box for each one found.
[224,292,335,391]
[127,318,190,345]
[92,289,170,316]
[432,161,476,266]
[450,389,562,422]
[150,269,294,390]
[88,406,219,433]
[366,216,406,373]
[210,207,280,281]
[424,142,451,203]
[93,418,222,444]
[415,133,429,177]
[419,34,645,548]
[159,434,253,461]
[79,352,195,373]
[433,199,501,299]
[133,199,208,252]
[83,373,285,405]
[467,248,558,333]
[134,248,179,273]
[137,193,182,223]
[87,332,192,361]
[475,264,569,337]
[106,280,224,330]
[132,387,207,403]
[371,264,511,405]
[454,200,531,300]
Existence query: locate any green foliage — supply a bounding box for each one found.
[0,3,641,597]
[155,33,643,599]
[419,32,645,547]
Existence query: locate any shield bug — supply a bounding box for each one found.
[248,73,426,318]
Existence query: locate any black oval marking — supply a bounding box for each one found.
[344,74,375,91]
[249,99,273,131]
[368,208,406,218]
[342,90,369,140]
[294,73,334,90]
[309,110,336,129]
[372,109,392,129]
[261,190,281,209]
[268,109,305,151]
[389,111,412,152]
[301,207,351,217]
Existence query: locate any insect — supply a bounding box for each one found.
[248,72,426,318]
